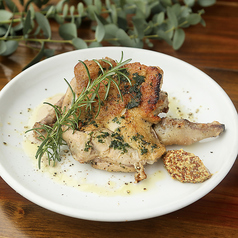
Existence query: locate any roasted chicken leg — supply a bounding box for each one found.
[154,117,225,146]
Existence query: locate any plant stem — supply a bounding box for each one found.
[0,36,96,44]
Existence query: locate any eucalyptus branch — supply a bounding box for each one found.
[0,0,216,69]
[26,53,132,168]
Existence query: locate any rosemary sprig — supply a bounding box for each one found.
[26,53,132,168]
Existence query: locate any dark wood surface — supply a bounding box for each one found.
[0,1,238,237]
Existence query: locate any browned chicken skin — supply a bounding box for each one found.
[33,57,225,183]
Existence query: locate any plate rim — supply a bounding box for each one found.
[0,46,238,222]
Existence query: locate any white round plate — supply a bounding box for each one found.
[0,47,237,222]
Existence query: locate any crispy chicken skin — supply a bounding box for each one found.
[60,58,168,182]
[154,118,225,146]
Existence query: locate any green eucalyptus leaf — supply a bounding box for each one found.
[87,5,97,20]
[157,29,172,45]
[75,17,82,27]
[59,23,77,40]
[70,6,75,16]
[116,29,135,47]
[167,6,178,27]
[23,42,45,70]
[23,10,32,35]
[104,24,120,45]
[173,28,185,50]
[46,5,55,17]
[34,25,41,36]
[136,1,151,19]
[156,12,165,25]
[54,14,64,24]
[0,27,7,36]
[0,40,18,56]
[84,0,93,6]
[110,4,118,24]
[0,10,13,21]
[144,21,153,35]
[184,0,195,7]
[44,48,55,58]
[4,0,19,12]
[145,38,153,48]
[171,3,181,17]
[95,24,105,42]
[187,13,201,25]
[117,16,127,31]
[89,42,102,48]
[63,4,69,18]
[94,14,105,42]
[35,12,51,39]
[105,0,111,11]
[94,0,102,13]
[134,7,145,20]
[70,6,75,23]
[104,24,118,37]
[198,9,205,15]
[3,12,14,38]
[161,0,172,7]
[29,3,35,19]
[77,2,84,17]
[133,38,143,48]
[179,6,192,18]
[198,0,216,7]
[133,18,145,39]
[23,0,33,11]
[56,0,67,13]
[200,17,206,27]
[72,37,88,49]
[164,19,174,39]
[0,41,7,55]
[178,17,190,28]
[77,2,84,16]
[123,2,136,14]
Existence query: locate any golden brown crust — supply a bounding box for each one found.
[163,149,212,183]
[67,59,166,128]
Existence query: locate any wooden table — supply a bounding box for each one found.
[0,1,238,237]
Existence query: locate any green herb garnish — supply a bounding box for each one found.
[126,73,145,109]
[26,53,131,168]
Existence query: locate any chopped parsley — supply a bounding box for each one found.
[125,73,145,109]
[118,69,130,83]
[79,110,98,128]
[109,140,130,154]
[112,117,120,124]
[132,133,150,145]
[84,140,92,152]
[140,148,148,155]
[96,131,110,143]
[109,132,130,153]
